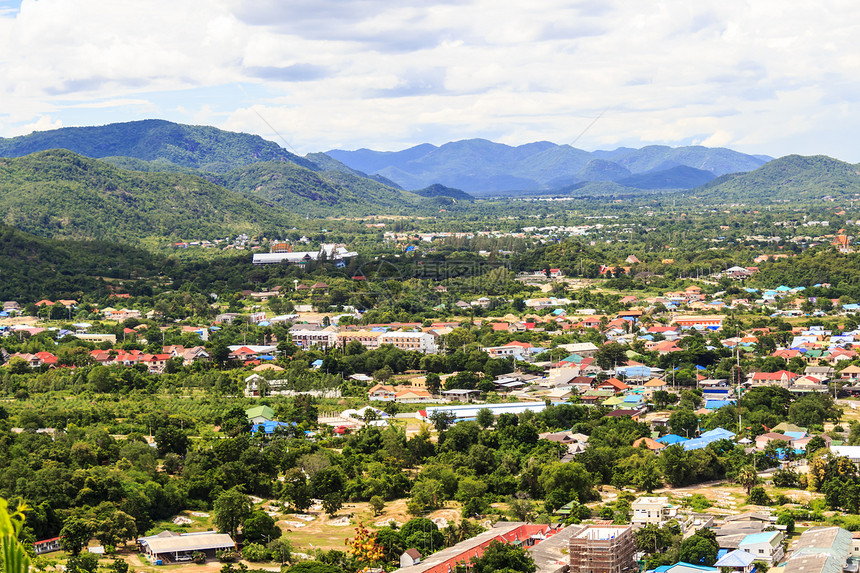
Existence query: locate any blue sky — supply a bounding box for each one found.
[2,0,860,160]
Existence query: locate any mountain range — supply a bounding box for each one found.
[326,139,772,193]
[2,119,860,247]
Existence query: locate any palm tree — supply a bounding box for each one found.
[736,466,758,495]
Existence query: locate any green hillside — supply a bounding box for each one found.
[0,223,167,301]
[218,161,420,214]
[690,154,860,202]
[0,150,293,243]
[0,119,317,173]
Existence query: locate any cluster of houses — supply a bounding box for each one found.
[1,345,209,373]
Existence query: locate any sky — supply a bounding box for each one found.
[2,0,860,160]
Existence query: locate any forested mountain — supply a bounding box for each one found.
[326,139,771,192]
[0,119,317,173]
[413,183,474,201]
[690,155,860,202]
[216,161,420,214]
[616,165,716,190]
[0,223,167,301]
[0,150,292,243]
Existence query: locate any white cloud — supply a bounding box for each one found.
[10,115,62,136]
[1,0,860,160]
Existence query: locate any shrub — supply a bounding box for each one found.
[749,486,772,506]
[242,543,271,562]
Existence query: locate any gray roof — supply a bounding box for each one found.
[141,532,234,554]
[785,527,852,573]
[529,525,583,573]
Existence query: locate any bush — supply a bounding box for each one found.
[242,543,271,562]
[772,469,799,488]
[216,550,240,563]
[749,486,772,506]
[192,552,206,564]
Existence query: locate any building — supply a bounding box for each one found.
[291,329,338,350]
[632,497,675,525]
[672,315,725,331]
[569,525,637,573]
[33,537,62,555]
[337,330,383,350]
[737,531,784,564]
[785,527,852,573]
[400,549,422,568]
[393,522,561,573]
[245,405,275,425]
[138,531,235,563]
[378,331,437,353]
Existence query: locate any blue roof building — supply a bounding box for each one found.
[656,434,688,445]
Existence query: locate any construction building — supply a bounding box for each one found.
[569,525,637,573]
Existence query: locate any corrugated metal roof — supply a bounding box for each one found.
[142,532,234,554]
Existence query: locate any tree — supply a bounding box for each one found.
[735,466,758,495]
[267,538,293,564]
[679,529,718,566]
[59,517,92,556]
[67,553,100,573]
[369,496,385,516]
[155,426,190,457]
[345,523,384,568]
[468,540,536,573]
[805,435,827,458]
[401,518,443,556]
[777,513,795,535]
[322,493,343,517]
[242,511,281,545]
[94,510,137,548]
[748,486,771,506]
[241,542,270,562]
[668,409,699,438]
[476,408,494,429]
[594,343,627,370]
[429,410,455,433]
[213,488,252,539]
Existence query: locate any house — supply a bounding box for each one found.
[749,370,799,387]
[841,365,860,382]
[368,384,397,400]
[643,378,668,396]
[633,437,666,452]
[400,549,422,568]
[737,531,784,564]
[631,496,675,525]
[713,550,756,573]
[755,432,793,450]
[33,537,62,555]
[246,405,275,425]
[597,378,630,393]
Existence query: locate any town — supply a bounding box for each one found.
[5,228,860,573]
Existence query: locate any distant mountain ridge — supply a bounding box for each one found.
[0,119,318,172]
[326,139,771,193]
[689,154,860,202]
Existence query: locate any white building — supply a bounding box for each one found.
[378,331,437,353]
[291,329,338,350]
[631,497,676,525]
